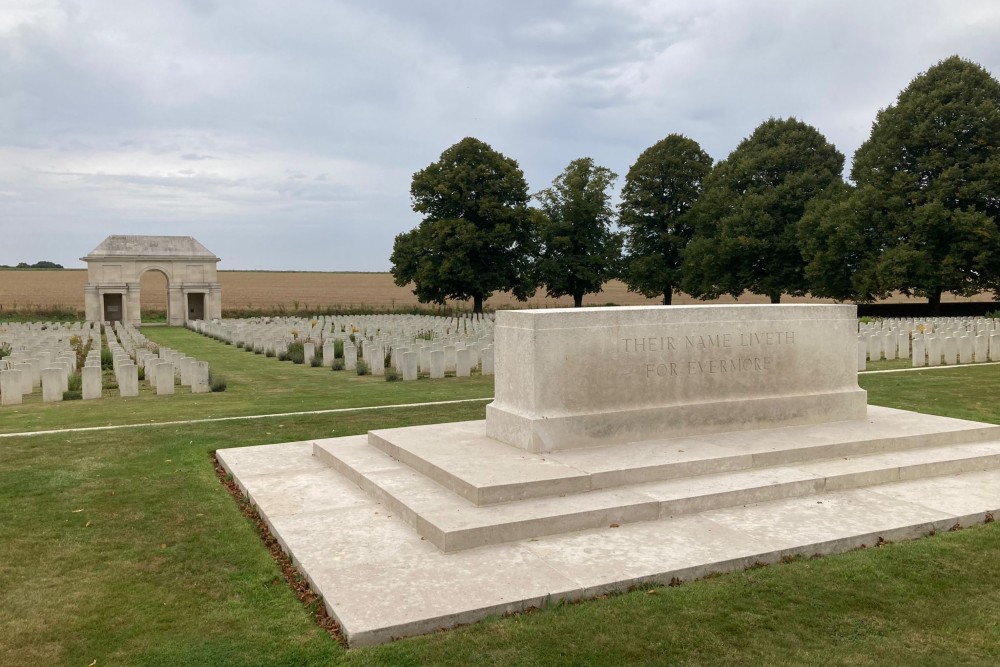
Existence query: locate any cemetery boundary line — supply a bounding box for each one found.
[0,397,493,439]
[859,361,1000,375]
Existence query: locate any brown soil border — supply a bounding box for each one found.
[211,453,345,645]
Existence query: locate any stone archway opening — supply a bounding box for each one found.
[82,236,222,326]
[139,268,170,323]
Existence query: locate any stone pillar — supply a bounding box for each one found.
[209,284,223,320]
[84,285,101,322]
[126,283,141,326]
[168,286,185,325]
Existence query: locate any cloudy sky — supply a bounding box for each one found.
[2,1,999,271]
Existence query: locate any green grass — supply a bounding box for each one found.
[862,357,915,372]
[1,334,999,666]
[860,363,1000,424]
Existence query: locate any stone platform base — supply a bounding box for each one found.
[217,406,1000,646]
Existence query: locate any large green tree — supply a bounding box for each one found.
[619,134,713,305]
[533,157,620,307]
[390,137,536,314]
[847,55,1000,312]
[681,117,845,303]
[797,182,887,302]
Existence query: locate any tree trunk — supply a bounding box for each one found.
[662,289,673,306]
[473,293,484,315]
[573,292,584,308]
[770,293,781,304]
[928,289,942,317]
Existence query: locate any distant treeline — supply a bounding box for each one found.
[0,261,64,269]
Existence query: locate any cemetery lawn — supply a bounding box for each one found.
[0,356,998,665]
[0,327,494,435]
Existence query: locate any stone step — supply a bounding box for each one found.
[222,436,1000,646]
[362,407,1000,506]
[313,435,1000,552]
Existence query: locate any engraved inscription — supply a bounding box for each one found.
[622,329,795,378]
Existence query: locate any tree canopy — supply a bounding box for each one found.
[533,157,620,307]
[390,137,536,314]
[845,55,1000,311]
[681,117,845,303]
[4,261,64,269]
[619,134,713,305]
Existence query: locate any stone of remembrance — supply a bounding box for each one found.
[218,305,1000,646]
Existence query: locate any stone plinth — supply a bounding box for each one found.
[486,305,867,453]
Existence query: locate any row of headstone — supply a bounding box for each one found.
[190,313,496,379]
[0,320,213,405]
[857,317,1000,370]
[110,322,211,395]
[859,317,998,336]
[0,321,100,405]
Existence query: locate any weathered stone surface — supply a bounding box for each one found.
[82,365,102,400]
[118,363,139,397]
[41,367,63,402]
[487,305,867,453]
[154,362,175,395]
[1,369,23,406]
[191,361,210,393]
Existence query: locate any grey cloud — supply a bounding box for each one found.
[1,0,999,271]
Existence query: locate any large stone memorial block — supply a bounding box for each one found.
[486,305,867,453]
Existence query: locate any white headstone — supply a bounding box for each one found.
[42,367,63,402]
[82,365,102,400]
[191,361,210,393]
[429,350,445,379]
[911,337,926,368]
[1,369,23,406]
[402,351,418,381]
[154,362,175,395]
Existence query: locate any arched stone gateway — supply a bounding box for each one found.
[82,235,222,325]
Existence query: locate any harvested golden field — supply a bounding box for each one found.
[0,268,994,316]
